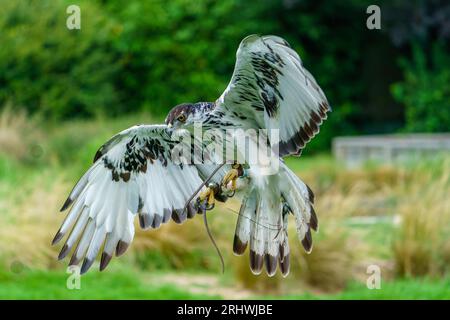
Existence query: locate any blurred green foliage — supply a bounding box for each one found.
[391,42,450,132]
[0,0,448,151]
[0,0,123,119]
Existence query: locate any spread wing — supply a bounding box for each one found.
[215,34,331,157]
[52,124,230,274]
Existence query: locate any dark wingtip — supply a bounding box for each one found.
[233,235,247,255]
[93,149,103,163]
[115,240,129,257]
[187,204,196,219]
[58,244,70,260]
[171,209,186,224]
[306,184,315,204]
[151,214,162,229]
[249,250,263,275]
[171,210,181,224]
[139,213,152,230]
[279,254,290,277]
[265,254,278,277]
[100,252,112,271]
[60,197,72,212]
[80,258,94,275]
[52,230,64,245]
[138,214,145,229]
[302,228,313,253]
[310,206,318,232]
[69,254,80,267]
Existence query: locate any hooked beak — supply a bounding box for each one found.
[167,123,173,129]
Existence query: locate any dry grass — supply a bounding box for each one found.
[293,226,362,291]
[133,214,227,271]
[0,104,43,162]
[392,158,450,277]
[0,174,65,270]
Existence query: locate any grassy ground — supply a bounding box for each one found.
[1,268,448,299]
[0,269,217,299]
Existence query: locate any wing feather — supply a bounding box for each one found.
[53,124,230,274]
[215,34,331,157]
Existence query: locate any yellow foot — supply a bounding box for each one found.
[222,164,241,191]
[198,185,216,210]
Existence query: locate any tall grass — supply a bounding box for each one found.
[392,157,450,277]
[0,104,43,163]
[0,175,66,269]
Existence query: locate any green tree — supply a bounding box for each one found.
[0,0,122,119]
[391,42,450,132]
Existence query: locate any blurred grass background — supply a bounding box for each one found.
[0,0,449,299]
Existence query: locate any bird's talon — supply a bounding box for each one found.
[197,186,216,211]
[198,187,211,201]
[222,168,239,191]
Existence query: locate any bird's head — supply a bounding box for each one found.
[165,103,195,131]
[165,102,212,131]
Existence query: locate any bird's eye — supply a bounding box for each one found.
[177,114,187,122]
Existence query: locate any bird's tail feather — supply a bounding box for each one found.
[233,164,316,277]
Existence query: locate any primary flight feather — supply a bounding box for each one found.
[53,35,330,276]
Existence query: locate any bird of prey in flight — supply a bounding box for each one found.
[52,35,330,277]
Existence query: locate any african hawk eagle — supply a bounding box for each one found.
[53,35,330,277]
